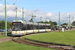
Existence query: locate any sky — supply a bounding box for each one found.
[0,0,75,25]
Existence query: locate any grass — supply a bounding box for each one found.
[0,31,11,38]
[0,31,11,34]
[24,31,75,46]
[0,41,55,50]
[0,35,5,38]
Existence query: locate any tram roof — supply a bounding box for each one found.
[13,20,23,23]
[13,20,50,25]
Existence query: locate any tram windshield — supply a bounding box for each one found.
[12,22,22,31]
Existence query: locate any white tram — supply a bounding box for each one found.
[12,20,51,36]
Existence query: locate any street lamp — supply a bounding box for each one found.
[22,7,24,21]
[16,6,17,20]
[13,6,22,20]
[31,13,36,22]
[13,3,17,20]
[13,1,19,20]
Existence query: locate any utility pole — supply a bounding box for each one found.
[16,6,17,20]
[5,0,7,36]
[50,19,51,23]
[73,16,74,30]
[32,13,33,22]
[22,7,24,21]
[31,13,36,22]
[45,18,47,23]
[59,11,60,32]
[40,17,42,22]
[69,15,70,31]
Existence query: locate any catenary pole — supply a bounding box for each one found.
[59,11,60,32]
[69,15,70,31]
[40,17,42,22]
[73,16,74,30]
[22,7,24,21]
[5,0,7,36]
[32,13,33,22]
[16,6,17,20]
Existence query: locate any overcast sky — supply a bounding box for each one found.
[0,0,75,25]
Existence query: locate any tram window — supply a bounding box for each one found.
[22,24,26,30]
[27,24,33,30]
[12,22,22,31]
[45,25,47,29]
[42,25,45,29]
[48,26,51,29]
[39,25,44,29]
[46,25,50,29]
[41,25,43,29]
[46,25,48,29]
[39,25,42,29]
[34,25,38,29]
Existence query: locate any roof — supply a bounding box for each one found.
[13,20,50,25]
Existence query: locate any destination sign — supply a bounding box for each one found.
[13,23,20,25]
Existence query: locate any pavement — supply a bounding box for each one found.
[0,37,12,42]
[0,37,20,42]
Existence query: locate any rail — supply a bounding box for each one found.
[12,37,75,50]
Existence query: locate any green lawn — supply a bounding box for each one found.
[0,41,55,50]
[0,35,5,38]
[24,31,75,46]
[0,31,11,38]
[0,31,11,33]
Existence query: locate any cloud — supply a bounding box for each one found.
[0,4,75,25]
[47,13,53,16]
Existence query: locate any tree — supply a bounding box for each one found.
[0,20,12,29]
[52,22,57,25]
[72,21,75,26]
[61,23,68,26]
[7,21,12,29]
[37,20,57,27]
[29,18,33,22]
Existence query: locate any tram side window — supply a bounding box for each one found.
[22,24,26,30]
[39,25,42,29]
[34,25,38,29]
[46,25,51,29]
[46,25,49,29]
[42,25,45,29]
[39,25,45,29]
[46,25,48,29]
[48,26,51,29]
[27,24,33,30]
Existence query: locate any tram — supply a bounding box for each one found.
[12,20,51,36]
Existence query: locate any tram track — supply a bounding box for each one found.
[0,30,59,42]
[12,37,75,50]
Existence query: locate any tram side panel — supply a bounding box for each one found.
[12,20,51,36]
[45,25,51,32]
[12,22,25,36]
[12,31,26,36]
[38,24,46,32]
[24,23,34,34]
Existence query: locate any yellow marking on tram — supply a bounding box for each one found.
[48,29,49,32]
[35,30,37,33]
[24,31,26,35]
[15,31,17,34]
